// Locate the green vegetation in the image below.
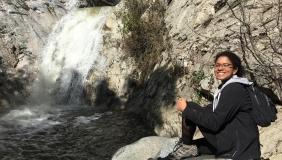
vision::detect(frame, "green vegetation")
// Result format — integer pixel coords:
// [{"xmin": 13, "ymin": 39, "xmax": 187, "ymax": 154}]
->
[
  {"xmin": 191, "ymin": 70, "xmax": 205, "ymax": 87},
  {"xmin": 190, "ymin": 70, "xmax": 206, "ymax": 103},
  {"xmin": 118, "ymin": 0, "xmax": 169, "ymax": 84}
]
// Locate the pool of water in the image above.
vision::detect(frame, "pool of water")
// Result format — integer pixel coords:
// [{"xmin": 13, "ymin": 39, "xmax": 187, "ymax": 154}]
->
[{"xmin": 0, "ymin": 106, "xmax": 154, "ymax": 160}]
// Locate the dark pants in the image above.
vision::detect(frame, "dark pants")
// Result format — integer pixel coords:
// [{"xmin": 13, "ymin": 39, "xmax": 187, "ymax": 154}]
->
[{"xmin": 182, "ymin": 116, "xmax": 217, "ymax": 155}]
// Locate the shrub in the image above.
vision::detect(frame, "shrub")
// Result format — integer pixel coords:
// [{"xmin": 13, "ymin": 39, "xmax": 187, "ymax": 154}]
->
[{"xmin": 118, "ymin": 0, "xmax": 169, "ymax": 83}]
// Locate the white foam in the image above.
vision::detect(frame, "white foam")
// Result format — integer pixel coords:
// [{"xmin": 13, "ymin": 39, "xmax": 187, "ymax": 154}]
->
[
  {"xmin": 74, "ymin": 113, "xmax": 103, "ymax": 125},
  {"xmin": 2, "ymin": 108, "xmax": 34, "ymax": 120},
  {"xmin": 1, "ymin": 107, "xmax": 61, "ymax": 128}
]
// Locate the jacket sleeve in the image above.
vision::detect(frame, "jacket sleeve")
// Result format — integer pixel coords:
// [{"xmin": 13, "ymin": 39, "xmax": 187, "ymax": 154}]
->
[{"xmin": 183, "ymin": 83, "xmax": 246, "ymax": 132}]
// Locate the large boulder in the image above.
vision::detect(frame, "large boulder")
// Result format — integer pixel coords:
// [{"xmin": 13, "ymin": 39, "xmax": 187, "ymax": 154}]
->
[
  {"xmin": 112, "ymin": 136, "xmax": 178, "ymax": 160},
  {"xmin": 260, "ymin": 107, "xmax": 282, "ymax": 159},
  {"xmin": 112, "ymin": 136, "xmax": 225, "ymax": 160}
]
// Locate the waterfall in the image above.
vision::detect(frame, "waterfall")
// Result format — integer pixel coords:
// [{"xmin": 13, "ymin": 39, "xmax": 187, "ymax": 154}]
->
[
  {"xmin": 30, "ymin": 7, "xmax": 109, "ymax": 106},
  {"xmin": 0, "ymin": 7, "xmax": 110, "ymax": 128}
]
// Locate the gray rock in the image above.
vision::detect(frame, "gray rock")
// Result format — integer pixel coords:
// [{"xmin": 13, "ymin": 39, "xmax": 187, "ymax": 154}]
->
[
  {"xmin": 112, "ymin": 136, "xmax": 179, "ymax": 160},
  {"xmin": 111, "ymin": 136, "xmax": 229, "ymax": 160}
]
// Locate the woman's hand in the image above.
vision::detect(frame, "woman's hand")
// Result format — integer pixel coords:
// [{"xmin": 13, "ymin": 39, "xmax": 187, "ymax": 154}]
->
[{"xmin": 176, "ymin": 98, "xmax": 187, "ymax": 112}]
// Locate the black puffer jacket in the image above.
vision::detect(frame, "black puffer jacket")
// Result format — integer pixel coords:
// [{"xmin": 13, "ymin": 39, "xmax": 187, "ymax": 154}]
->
[{"xmin": 183, "ymin": 83, "xmax": 261, "ymax": 160}]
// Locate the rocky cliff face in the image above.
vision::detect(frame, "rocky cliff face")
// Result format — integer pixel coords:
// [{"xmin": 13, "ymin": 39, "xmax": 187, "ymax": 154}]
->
[
  {"xmin": 166, "ymin": 0, "xmax": 282, "ymax": 100},
  {"xmin": 0, "ymin": 0, "xmax": 69, "ymax": 107},
  {"xmin": 0, "ymin": 0, "xmax": 69, "ymax": 69},
  {"xmin": 89, "ymin": 0, "xmax": 282, "ymax": 159}
]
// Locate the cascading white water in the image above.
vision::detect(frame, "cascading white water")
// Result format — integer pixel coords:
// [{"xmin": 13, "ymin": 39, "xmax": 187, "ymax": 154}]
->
[
  {"xmin": 30, "ymin": 7, "xmax": 108, "ymax": 105},
  {"xmin": 0, "ymin": 7, "xmax": 110, "ymax": 128}
]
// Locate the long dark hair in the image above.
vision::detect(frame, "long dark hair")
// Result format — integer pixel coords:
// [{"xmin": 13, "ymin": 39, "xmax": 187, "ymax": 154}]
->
[{"xmin": 214, "ymin": 51, "xmax": 245, "ymax": 77}]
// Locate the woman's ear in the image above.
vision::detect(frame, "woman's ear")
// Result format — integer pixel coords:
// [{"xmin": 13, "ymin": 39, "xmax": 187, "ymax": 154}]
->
[{"xmin": 233, "ymin": 68, "xmax": 238, "ymax": 75}]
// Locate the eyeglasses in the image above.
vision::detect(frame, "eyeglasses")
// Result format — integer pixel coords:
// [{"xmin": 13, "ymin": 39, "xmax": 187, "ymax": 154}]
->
[{"xmin": 214, "ymin": 63, "xmax": 233, "ymax": 69}]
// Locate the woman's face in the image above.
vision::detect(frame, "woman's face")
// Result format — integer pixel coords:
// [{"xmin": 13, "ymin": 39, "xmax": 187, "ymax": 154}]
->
[{"xmin": 214, "ymin": 56, "xmax": 238, "ymax": 81}]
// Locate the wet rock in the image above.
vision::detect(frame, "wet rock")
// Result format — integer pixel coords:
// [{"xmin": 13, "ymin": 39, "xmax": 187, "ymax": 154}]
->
[{"xmin": 0, "ymin": 99, "xmax": 10, "ymax": 108}]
